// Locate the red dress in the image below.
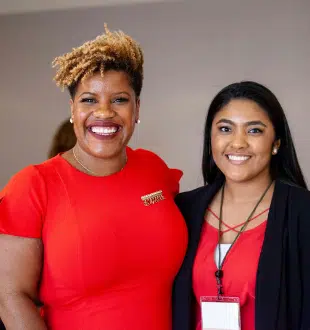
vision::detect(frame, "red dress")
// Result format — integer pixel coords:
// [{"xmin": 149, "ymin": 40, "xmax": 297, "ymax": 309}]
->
[
  {"xmin": 0, "ymin": 148, "xmax": 188, "ymax": 330},
  {"xmin": 193, "ymin": 210, "xmax": 267, "ymax": 330}
]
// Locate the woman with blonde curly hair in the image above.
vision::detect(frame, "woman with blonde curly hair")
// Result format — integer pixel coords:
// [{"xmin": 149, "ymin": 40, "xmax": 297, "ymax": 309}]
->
[{"xmin": 0, "ymin": 25, "xmax": 187, "ymax": 330}]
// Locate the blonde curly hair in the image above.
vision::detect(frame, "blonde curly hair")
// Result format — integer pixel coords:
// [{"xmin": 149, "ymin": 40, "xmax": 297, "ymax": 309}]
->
[{"xmin": 52, "ymin": 24, "xmax": 144, "ymax": 98}]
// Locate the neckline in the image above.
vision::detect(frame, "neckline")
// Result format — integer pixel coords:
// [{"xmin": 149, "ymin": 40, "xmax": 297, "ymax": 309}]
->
[
  {"xmin": 56, "ymin": 146, "xmax": 132, "ymax": 179},
  {"xmin": 207, "ymin": 207, "xmax": 269, "ymax": 233},
  {"xmin": 205, "ymin": 218, "xmax": 267, "ymax": 234}
]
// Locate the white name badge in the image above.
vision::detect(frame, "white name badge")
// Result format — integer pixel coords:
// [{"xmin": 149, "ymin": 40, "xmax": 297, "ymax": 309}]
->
[{"xmin": 200, "ymin": 296, "xmax": 241, "ymax": 330}]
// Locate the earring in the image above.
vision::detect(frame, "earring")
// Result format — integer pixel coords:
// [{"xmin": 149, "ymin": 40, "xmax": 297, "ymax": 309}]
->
[
  {"xmin": 272, "ymin": 148, "xmax": 278, "ymax": 155},
  {"xmin": 136, "ymin": 119, "xmax": 141, "ymax": 124},
  {"xmin": 70, "ymin": 117, "xmax": 73, "ymax": 124}
]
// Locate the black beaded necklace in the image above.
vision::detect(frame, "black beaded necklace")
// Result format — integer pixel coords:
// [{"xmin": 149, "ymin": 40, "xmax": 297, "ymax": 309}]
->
[{"xmin": 215, "ymin": 181, "xmax": 273, "ymax": 298}]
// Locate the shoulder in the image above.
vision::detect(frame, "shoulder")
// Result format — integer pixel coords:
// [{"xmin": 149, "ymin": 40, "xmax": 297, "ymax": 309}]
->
[
  {"xmin": 34, "ymin": 155, "xmax": 61, "ymax": 171},
  {"xmin": 0, "ymin": 164, "xmax": 48, "ymax": 238},
  {"xmin": 175, "ymin": 184, "xmax": 216, "ymax": 219},
  {"xmin": 130, "ymin": 148, "xmax": 169, "ymax": 168},
  {"xmin": 129, "ymin": 148, "xmax": 183, "ymax": 195},
  {"xmin": 175, "ymin": 179, "xmax": 223, "ymax": 223},
  {"xmin": 277, "ymin": 180, "xmax": 310, "ymax": 211},
  {"xmin": 1, "ymin": 157, "xmax": 61, "ymax": 197},
  {"xmin": 175, "ymin": 186, "xmax": 208, "ymax": 207},
  {"xmin": 289, "ymin": 184, "xmax": 310, "ymax": 219},
  {"xmin": 2, "ymin": 165, "xmax": 44, "ymax": 194},
  {"xmin": 176, "ymin": 178, "xmax": 223, "ymax": 205},
  {"xmin": 290, "ymin": 185, "xmax": 310, "ymax": 203}
]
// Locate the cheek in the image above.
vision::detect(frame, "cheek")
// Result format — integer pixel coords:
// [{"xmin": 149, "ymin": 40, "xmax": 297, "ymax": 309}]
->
[
  {"xmin": 74, "ymin": 108, "xmax": 89, "ymax": 125},
  {"xmin": 252, "ymin": 138, "xmax": 273, "ymax": 157},
  {"xmin": 211, "ymin": 134, "xmax": 227, "ymax": 156},
  {"xmin": 257, "ymin": 149, "xmax": 273, "ymax": 166},
  {"xmin": 122, "ymin": 107, "xmax": 136, "ymax": 127}
]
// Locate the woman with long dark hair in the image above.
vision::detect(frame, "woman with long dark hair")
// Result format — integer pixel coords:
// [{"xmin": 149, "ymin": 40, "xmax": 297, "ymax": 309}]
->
[{"xmin": 173, "ymin": 81, "xmax": 310, "ymax": 330}]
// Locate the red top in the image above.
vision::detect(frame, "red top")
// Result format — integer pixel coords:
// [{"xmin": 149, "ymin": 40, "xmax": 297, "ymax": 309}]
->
[
  {"xmin": 0, "ymin": 148, "xmax": 188, "ymax": 330},
  {"xmin": 193, "ymin": 210, "xmax": 267, "ymax": 330}
]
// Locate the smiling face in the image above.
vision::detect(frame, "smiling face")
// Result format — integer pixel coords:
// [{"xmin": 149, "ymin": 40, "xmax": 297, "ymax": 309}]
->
[
  {"xmin": 70, "ymin": 70, "xmax": 140, "ymax": 160},
  {"xmin": 211, "ymin": 99, "xmax": 280, "ymax": 184}
]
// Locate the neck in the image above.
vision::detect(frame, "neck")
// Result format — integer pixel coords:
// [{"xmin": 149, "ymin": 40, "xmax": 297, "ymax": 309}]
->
[
  {"xmin": 72, "ymin": 144, "xmax": 127, "ymax": 177},
  {"xmin": 224, "ymin": 172, "xmax": 273, "ymax": 203}
]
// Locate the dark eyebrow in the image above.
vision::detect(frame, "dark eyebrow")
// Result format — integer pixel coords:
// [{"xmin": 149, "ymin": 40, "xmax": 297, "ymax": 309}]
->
[
  {"xmin": 216, "ymin": 118, "xmax": 267, "ymax": 127},
  {"xmin": 111, "ymin": 91, "xmax": 131, "ymax": 97},
  {"xmin": 78, "ymin": 92, "xmax": 97, "ymax": 98},
  {"xmin": 246, "ymin": 120, "xmax": 267, "ymax": 127},
  {"xmin": 216, "ymin": 119, "xmax": 234, "ymax": 125},
  {"xmin": 78, "ymin": 91, "xmax": 131, "ymax": 98}
]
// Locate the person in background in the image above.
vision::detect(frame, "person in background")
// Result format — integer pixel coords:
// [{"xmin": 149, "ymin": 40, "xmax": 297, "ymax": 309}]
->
[
  {"xmin": 173, "ymin": 81, "xmax": 310, "ymax": 330},
  {"xmin": 48, "ymin": 118, "xmax": 76, "ymax": 158},
  {"xmin": 0, "ymin": 24, "xmax": 187, "ymax": 330}
]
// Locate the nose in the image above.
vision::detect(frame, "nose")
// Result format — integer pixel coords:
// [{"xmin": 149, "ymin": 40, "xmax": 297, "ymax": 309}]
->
[
  {"xmin": 230, "ymin": 131, "xmax": 249, "ymax": 149},
  {"xmin": 93, "ymin": 102, "xmax": 115, "ymax": 119}
]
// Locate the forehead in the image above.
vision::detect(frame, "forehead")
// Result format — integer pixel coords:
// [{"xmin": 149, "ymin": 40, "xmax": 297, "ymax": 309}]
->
[
  {"xmin": 213, "ymin": 99, "xmax": 272, "ymax": 124},
  {"xmin": 76, "ymin": 70, "xmax": 131, "ymax": 95}
]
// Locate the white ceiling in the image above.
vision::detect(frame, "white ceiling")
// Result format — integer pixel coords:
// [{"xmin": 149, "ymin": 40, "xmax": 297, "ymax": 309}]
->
[{"xmin": 0, "ymin": 0, "xmax": 179, "ymax": 15}]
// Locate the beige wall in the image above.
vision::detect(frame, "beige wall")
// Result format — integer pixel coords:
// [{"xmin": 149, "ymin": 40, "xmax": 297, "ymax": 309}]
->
[{"xmin": 0, "ymin": 0, "xmax": 309, "ymax": 191}]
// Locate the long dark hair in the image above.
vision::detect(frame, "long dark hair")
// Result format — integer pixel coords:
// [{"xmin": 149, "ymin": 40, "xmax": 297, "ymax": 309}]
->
[{"xmin": 202, "ymin": 81, "xmax": 307, "ymax": 189}]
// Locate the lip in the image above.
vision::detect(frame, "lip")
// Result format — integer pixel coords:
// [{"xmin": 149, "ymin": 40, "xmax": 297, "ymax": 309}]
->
[
  {"xmin": 86, "ymin": 120, "xmax": 122, "ymax": 141},
  {"xmin": 86, "ymin": 120, "xmax": 122, "ymax": 129}
]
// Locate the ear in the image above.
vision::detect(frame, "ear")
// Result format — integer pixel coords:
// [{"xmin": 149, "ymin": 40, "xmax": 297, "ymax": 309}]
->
[
  {"xmin": 274, "ymin": 139, "xmax": 281, "ymax": 150},
  {"xmin": 272, "ymin": 139, "xmax": 281, "ymax": 155},
  {"xmin": 135, "ymin": 98, "xmax": 140, "ymax": 123}
]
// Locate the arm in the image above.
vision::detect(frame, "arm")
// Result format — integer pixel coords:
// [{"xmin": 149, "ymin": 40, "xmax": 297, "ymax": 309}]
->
[{"xmin": 0, "ymin": 234, "xmax": 47, "ymax": 330}]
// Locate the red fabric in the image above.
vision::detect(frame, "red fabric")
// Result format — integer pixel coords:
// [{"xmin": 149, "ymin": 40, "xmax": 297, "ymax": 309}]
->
[
  {"xmin": 207, "ymin": 207, "xmax": 269, "ymax": 233},
  {"xmin": 193, "ymin": 211, "xmax": 267, "ymax": 330},
  {"xmin": 0, "ymin": 147, "xmax": 188, "ymax": 330}
]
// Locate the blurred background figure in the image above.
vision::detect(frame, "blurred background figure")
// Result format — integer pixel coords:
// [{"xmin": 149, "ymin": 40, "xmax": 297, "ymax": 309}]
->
[{"xmin": 48, "ymin": 118, "xmax": 76, "ymax": 158}]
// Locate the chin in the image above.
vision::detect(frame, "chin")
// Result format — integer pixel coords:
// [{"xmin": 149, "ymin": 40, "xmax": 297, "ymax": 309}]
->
[
  {"xmin": 223, "ymin": 171, "xmax": 254, "ymax": 184},
  {"xmin": 226, "ymin": 177, "xmax": 251, "ymax": 184},
  {"xmin": 85, "ymin": 143, "xmax": 125, "ymax": 159}
]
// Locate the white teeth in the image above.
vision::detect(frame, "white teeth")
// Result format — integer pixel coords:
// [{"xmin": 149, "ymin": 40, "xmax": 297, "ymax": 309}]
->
[
  {"xmin": 91, "ymin": 126, "xmax": 118, "ymax": 135},
  {"xmin": 228, "ymin": 155, "xmax": 250, "ymax": 161}
]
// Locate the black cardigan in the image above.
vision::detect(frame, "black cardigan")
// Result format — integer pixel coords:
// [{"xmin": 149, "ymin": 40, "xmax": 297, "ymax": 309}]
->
[{"xmin": 172, "ymin": 179, "xmax": 310, "ymax": 330}]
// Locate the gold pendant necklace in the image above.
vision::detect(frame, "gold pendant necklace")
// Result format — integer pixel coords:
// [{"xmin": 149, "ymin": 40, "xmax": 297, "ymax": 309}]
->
[{"xmin": 72, "ymin": 147, "xmax": 127, "ymax": 176}]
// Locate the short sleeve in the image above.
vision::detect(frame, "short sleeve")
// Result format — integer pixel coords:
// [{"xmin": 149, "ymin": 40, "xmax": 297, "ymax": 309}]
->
[
  {"xmin": 167, "ymin": 168, "xmax": 183, "ymax": 197},
  {"xmin": 0, "ymin": 165, "xmax": 47, "ymax": 238},
  {"xmin": 132, "ymin": 148, "xmax": 183, "ymax": 197}
]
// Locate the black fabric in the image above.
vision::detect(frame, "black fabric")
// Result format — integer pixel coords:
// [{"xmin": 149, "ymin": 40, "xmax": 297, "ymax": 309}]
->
[{"xmin": 172, "ymin": 179, "xmax": 310, "ymax": 330}]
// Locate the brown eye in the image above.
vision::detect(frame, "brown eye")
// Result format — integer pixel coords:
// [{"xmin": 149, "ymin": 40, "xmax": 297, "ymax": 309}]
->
[
  {"xmin": 249, "ymin": 128, "xmax": 263, "ymax": 134},
  {"xmin": 219, "ymin": 126, "xmax": 231, "ymax": 133},
  {"xmin": 112, "ymin": 97, "xmax": 129, "ymax": 104},
  {"xmin": 81, "ymin": 98, "xmax": 97, "ymax": 104}
]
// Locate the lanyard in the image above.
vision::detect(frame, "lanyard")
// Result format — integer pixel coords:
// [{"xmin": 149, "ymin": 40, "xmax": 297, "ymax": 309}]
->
[{"xmin": 215, "ymin": 181, "xmax": 273, "ymax": 298}]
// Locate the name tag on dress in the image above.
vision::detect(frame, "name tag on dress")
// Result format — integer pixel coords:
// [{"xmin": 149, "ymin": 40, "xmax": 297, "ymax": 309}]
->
[{"xmin": 200, "ymin": 296, "xmax": 241, "ymax": 330}]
